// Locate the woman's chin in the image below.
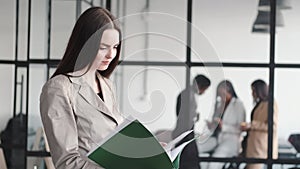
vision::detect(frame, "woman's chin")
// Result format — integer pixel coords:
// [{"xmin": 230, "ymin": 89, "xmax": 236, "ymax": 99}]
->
[{"xmin": 98, "ymin": 66, "xmax": 108, "ymax": 71}]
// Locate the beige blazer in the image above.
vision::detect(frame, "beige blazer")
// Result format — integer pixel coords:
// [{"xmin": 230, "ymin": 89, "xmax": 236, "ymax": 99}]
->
[
  {"xmin": 40, "ymin": 73, "xmax": 124, "ymax": 169},
  {"xmin": 246, "ymin": 101, "xmax": 278, "ymax": 159}
]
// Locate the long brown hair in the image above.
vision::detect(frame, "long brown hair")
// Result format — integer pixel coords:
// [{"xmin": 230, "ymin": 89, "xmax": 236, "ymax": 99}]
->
[
  {"xmin": 52, "ymin": 7, "xmax": 122, "ymax": 78},
  {"xmin": 251, "ymin": 79, "xmax": 268, "ymax": 101}
]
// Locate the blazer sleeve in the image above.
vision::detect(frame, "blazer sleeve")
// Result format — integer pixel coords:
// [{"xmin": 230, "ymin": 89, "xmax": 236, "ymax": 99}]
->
[{"xmin": 40, "ymin": 79, "xmax": 103, "ymax": 169}]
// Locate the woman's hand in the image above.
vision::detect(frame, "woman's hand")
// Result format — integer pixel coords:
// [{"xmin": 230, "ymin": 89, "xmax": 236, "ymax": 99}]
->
[
  {"xmin": 206, "ymin": 120, "xmax": 214, "ymax": 129},
  {"xmin": 160, "ymin": 142, "xmax": 167, "ymax": 147},
  {"xmin": 240, "ymin": 122, "xmax": 251, "ymax": 131},
  {"xmin": 206, "ymin": 118, "xmax": 221, "ymax": 129},
  {"xmin": 213, "ymin": 117, "xmax": 222, "ymax": 129}
]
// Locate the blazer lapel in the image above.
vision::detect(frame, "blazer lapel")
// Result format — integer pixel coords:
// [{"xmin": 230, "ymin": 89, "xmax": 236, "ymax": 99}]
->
[
  {"xmin": 98, "ymin": 75, "xmax": 113, "ymax": 112},
  {"xmin": 97, "ymin": 73, "xmax": 124, "ymax": 125},
  {"xmin": 69, "ymin": 75, "xmax": 118, "ymax": 124}
]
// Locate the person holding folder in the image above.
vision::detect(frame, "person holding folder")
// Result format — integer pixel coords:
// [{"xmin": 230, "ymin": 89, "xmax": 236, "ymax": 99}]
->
[{"xmin": 40, "ymin": 7, "xmax": 123, "ymax": 169}]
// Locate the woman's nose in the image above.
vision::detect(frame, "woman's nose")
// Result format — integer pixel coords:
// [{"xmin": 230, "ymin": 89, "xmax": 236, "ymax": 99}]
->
[{"xmin": 106, "ymin": 49, "xmax": 113, "ymax": 59}]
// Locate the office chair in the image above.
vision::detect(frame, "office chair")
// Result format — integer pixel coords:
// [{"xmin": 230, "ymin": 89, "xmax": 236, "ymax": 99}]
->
[{"xmin": 288, "ymin": 134, "xmax": 300, "ymax": 153}]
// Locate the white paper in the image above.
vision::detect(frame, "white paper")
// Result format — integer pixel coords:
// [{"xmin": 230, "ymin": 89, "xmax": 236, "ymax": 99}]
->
[{"xmin": 163, "ymin": 130, "xmax": 195, "ymax": 161}]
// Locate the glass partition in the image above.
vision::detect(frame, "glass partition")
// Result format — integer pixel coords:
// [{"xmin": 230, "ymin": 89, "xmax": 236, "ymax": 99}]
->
[
  {"xmin": 0, "ymin": 65, "xmax": 15, "ymax": 132},
  {"xmin": 27, "ymin": 156, "xmax": 53, "ymax": 169},
  {"xmin": 28, "ymin": 65, "xmax": 47, "ymax": 150},
  {"xmin": 276, "ymin": 1, "xmax": 300, "ymax": 63},
  {"xmin": 192, "ymin": 67, "xmax": 269, "ymax": 130},
  {"xmin": 275, "ymin": 68, "xmax": 300, "ymax": 160},
  {"xmin": 0, "ymin": 0, "xmax": 15, "ymax": 60},
  {"xmin": 15, "ymin": 67, "xmax": 28, "ymax": 116},
  {"xmin": 18, "ymin": 0, "xmax": 29, "ymax": 61},
  {"xmin": 50, "ymin": 1, "xmax": 76, "ymax": 59},
  {"xmin": 115, "ymin": 65, "xmax": 186, "ymax": 132},
  {"xmin": 2, "ymin": 0, "xmax": 300, "ymax": 168},
  {"xmin": 192, "ymin": 0, "xmax": 269, "ymax": 63},
  {"xmin": 193, "ymin": 67, "xmax": 269, "ymax": 159},
  {"xmin": 273, "ymin": 164, "xmax": 300, "ymax": 169},
  {"xmin": 30, "ymin": 0, "xmax": 48, "ymax": 59},
  {"xmin": 117, "ymin": 0, "xmax": 187, "ymax": 62}
]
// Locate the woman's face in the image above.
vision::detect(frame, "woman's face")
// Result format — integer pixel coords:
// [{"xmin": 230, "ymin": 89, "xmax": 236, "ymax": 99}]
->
[
  {"xmin": 217, "ymin": 86, "xmax": 229, "ymax": 102},
  {"xmin": 251, "ymin": 86, "xmax": 257, "ymax": 100},
  {"xmin": 93, "ymin": 29, "xmax": 120, "ymax": 71}
]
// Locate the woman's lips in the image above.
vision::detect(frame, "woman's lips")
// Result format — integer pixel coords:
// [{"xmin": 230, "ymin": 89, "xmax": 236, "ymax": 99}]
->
[{"xmin": 102, "ymin": 61, "xmax": 110, "ymax": 65}]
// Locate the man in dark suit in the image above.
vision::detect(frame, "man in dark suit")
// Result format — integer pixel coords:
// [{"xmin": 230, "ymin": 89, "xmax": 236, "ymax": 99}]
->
[{"xmin": 172, "ymin": 74, "xmax": 211, "ymax": 169}]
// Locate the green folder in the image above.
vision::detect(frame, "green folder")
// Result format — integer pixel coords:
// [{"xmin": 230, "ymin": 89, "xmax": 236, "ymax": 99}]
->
[{"xmin": 87, "ymin": 118, "xmax": 194, "ymax": 169}]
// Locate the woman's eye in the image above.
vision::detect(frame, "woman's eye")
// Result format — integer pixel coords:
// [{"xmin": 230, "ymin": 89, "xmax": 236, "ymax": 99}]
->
[{"xmin": 99, "ymin": 47, "xmax": 107, "ymax": 50}]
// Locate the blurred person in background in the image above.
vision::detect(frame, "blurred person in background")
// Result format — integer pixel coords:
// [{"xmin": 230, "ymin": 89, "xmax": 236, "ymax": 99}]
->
[
  {"xmin": 199, "ymin": 80, "xmax": 246, "ymax": 169},
  {"xmin": 241, "ymin": 79, "xmax": 278, "ymax": 169},
  {"xmin": 173, "ymin": 74, "xmax": 211, "ymax": 169}
]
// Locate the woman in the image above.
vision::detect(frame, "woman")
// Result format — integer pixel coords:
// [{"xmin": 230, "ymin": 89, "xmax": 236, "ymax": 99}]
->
[
  {"xmin": 241, "ymin": 79, "xmax": 278, "ymax": 169},
  {"xmin": 40, "ymin": 7, "xmax": 123, "ymax": 169},
  {"xmin": 203, "ymin": 80, "xmax": 246, "ymax": 169}
]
